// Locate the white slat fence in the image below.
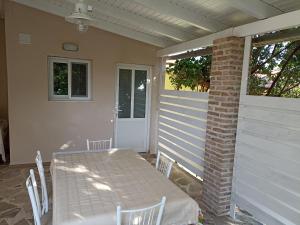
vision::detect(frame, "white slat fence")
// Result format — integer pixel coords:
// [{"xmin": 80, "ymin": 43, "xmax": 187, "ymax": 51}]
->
[
  {"xmin": 157, "ymin": 90, "xmax": 208, "ymax": 178},
  {"xmin": 232, "ymin": 95, "xmax": 300, "ymax": 225}
]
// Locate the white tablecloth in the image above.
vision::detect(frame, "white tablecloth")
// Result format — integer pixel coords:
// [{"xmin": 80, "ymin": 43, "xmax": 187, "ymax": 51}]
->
[
  {"xmin": 51, "ymin": 150, "xmax": 199, "ymax": 225},
  {"xmin": 0, "ymin": 119, "xmax": 8, "ymax": 162}
]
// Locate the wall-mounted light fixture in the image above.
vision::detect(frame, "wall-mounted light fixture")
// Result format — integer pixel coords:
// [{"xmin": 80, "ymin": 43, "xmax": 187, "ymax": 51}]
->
[{"xmin": 62, "ymin": 42, "xmax": 79, "ymax": 52}]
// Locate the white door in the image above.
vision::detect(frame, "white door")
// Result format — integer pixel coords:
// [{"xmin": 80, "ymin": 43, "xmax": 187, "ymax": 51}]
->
[{"xmin": 114, "ymin": 64, "xmax": 151, "ymax": 152}]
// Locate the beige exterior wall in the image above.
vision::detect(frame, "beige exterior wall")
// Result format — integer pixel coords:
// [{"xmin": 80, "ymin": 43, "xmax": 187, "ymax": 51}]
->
[
  {"xmin": 0, "ymin": 18, "xmax": 8, "ymax": 120},
  {"xmin": 5, "ymin": 2, "xmax": 160, "ymax": 164}
]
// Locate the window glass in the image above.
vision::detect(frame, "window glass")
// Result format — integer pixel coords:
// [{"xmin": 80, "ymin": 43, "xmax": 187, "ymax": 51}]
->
[
  {"xmin": 71, "ymin": 63, "xmax": 88, "ymax": 97},
  {"xmin": 49, "ymin": 57, "xmax": 91, "ymax": 101},
  {"xmin": 134, "ymin": 70, "xmax": 147, "ymax": 118},
  {"xmin": 53, "ymin": 62, "xmax": 68, "ymax": 95},
  {"xmin": 118, "ymin": 69, "xmax": 132, "ymax": 118}
]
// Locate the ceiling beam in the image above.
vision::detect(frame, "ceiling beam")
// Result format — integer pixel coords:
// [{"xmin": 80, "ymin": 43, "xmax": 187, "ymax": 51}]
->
[
  {"xmin": 168, "ymin": 47, "xmax": 212, "ymax": 60},
  {"xmin": 12, "ymin": 0, "xmax": 173, "ymax": 47},
  {"xmin": 83, "ymin": 0, "xmax": 193, "ymax": 42},
  {"xmin": 157, "ymin": 9, "xmax": 300, "ymax": 56},
  {"xmin": 252, "ymin": 28, "xmax": 300, "ymax": 47},
  {"xmin": 158, "ymin": 29, "xmax": 233, "ymax": 57},
  {"xmin": 223, "ymin": 0, "xmax": 282, "ymax": 19},
  {"xmin": 133, "ymin": 0, "xmax": 227, "ymax": 32}
]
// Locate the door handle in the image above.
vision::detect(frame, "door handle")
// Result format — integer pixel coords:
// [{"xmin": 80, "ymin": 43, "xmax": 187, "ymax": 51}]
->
[{"xmin": 112, "ymin": 109, "xmax": 122, "ymax": 114}]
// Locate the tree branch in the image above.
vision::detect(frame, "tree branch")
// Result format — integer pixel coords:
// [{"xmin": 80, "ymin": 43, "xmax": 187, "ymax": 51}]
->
[
  {"xmin": 281, "ymin": 82, "xmax": 300, "ymax": 95},
  {"xmin": 266, "ymin": 44, "xmax": 300, "ymax": 96},
  {"xmin": 278, "ymin": 74, "xmax": 292, "ymax": 96},
  {"xmin": 251, "ymin": 43, "xmax": 291, "ymax": 74}
]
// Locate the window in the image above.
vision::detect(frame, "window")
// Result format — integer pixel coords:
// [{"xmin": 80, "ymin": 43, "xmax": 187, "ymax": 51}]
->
[{"xmin": 48, "ymin": 57, "xmax": 91, "ymax": 100}]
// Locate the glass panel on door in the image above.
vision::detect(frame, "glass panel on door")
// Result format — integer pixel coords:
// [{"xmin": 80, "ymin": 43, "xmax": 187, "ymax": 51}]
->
[
  {"xmin": 118, "ymin": 69, "xmax": 132, "ymax": 118},
  {"xmin": 134, "ymin": 70, "xmax": 147, "ymax": 118}
]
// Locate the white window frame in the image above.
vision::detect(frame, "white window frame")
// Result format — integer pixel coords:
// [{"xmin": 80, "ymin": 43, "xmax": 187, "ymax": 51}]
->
[{"xmin": 48, "ymin": 56, "xmax": 92, "ymax": 101}]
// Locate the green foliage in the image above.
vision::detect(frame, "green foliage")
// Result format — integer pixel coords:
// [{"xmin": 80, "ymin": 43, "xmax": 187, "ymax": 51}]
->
[
  {"xmin": 53, "ymin": 63, "xmax": 68, "ymax": 95},
  {"xmin": 249, "ymin": 40, "xmax": 300, "ymax": 98},
  {"xmin": 166, "ymin": 34, "xmax": 300, "ymax": 98},
  {"xmin": 166, "ymin": 55, "xmax": 211, "ymax": 92}
]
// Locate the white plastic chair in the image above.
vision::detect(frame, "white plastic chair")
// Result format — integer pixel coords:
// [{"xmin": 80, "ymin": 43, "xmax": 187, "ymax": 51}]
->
[
  {"xmin": 86, "ymin": 138, "xmax": 112, "ymax": 151},
  {"xmin": 155, "ymin": 151, "xmax": 173, "ymax": 178},
  {"xmin": 35, "ymin": 151, "xmax": 49, "ymax": 215},
  {"xmin": 26, "ymin": 169, "xmax": 52, "ymax": 225},
  {"xmin": 116, "ymin": 196, "xmax": 166, "ymax": 225}
]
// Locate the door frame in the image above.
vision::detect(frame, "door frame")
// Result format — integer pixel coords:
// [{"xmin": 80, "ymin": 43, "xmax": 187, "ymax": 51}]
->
[{"xmin": 114, "ymin": 63, "xmax": 152, "ymax": 152}]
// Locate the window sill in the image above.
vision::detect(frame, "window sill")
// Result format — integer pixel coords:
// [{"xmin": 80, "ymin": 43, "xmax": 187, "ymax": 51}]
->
[{"xmin": 48, "ymin": 100, "xmax": 95, "ymax": 103}]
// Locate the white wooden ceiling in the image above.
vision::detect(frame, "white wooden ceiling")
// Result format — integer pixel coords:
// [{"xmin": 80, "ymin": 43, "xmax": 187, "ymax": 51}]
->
[{"xmin": 11, "ymin": 0, "xmax": 300, "ymax": 47}]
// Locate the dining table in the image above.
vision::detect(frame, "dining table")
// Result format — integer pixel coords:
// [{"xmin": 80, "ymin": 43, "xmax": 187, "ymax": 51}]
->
[{"xmin": 51, "ymin": 149, "xmax": 199, "ymax": 225}]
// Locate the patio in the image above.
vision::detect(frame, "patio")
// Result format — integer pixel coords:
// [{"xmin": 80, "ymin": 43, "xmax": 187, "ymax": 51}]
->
[
  {"xmin": 0, "ymin": 0, "xmax": 300, "ymax": 225},
  {"xmin": 0, "ymin": 154, "xmax": 261, "ymax": 225}
]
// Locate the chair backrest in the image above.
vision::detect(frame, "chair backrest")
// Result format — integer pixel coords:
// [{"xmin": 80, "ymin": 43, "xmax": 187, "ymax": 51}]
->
[
  {"xmin": 155, "ymin": 151, "xmax": 173, "ymax": 178},
  {"xmin": 35, "ymin": 150, "xmax": 48, "ymax": 215},
  {"xmin": 26, "ymin": 169, "xmax": 42, "ymax": 225},
  {"xmin": 86, "ymin": 138, "xmax": 112, "ymax": 151},
  {"xmin": 116, "ymin": 196, "xmax": 166, "ymax": 225}
]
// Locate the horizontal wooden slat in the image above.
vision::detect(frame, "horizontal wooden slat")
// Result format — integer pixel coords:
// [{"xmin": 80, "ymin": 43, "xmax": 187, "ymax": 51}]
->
[
  {"xmin": 235, "ymin": 164, "xmax": 300, "ymax": 210},
  {"xmin": 158, "ymin": 136, "xmax": 204, "ymax": 164},
  {"xmin": 158, "ymin": 131, "xmax": 205, "ymax": 159},
  {"xmin": 158, "ymin": 90, "xmax": 208, "ymax": 178},
  {"xmin": 159, "ymin": 121, "xmax": 206, "ymax": 145},
  {"xmin": 238, "ymin": 119, "xmax": 300, "ymax": 146},
  {"xmin": 160, "ymin": 96, "xmax": 208, "ymax": 110},
  {"xmin": 234, "ymin": 194, "xmax": 293, "ymax": 225},
  {"xmin": 159, "ymin": 116, "xmax": 205, "ymax": 139},
  {"xmin": 239, "ymin": 105, "xmax": 300, "ymax": 129},
  {"xmin": 160, "ymin": 89, "xmax": 208, "ymax": 100},
  {"xmin": 160, "ymin": 102, "xmax": 207, "ymax": 119},
  {"xmin": 158, "ymin": 144, "xmax": 204, "ymax": 177},
  {"xmin": 240, "ymin": 95, "xmax": 300, "ymax": 112},
  {"xmin": 159, "ymin": 111, "xmax": 207, "ymax": 130},
  {"xmin": 236, "ymin": 143, "xmax": 300, "ymax": 178},
  {"xmin": 235, "ymin": 181, "xmax": 300, "ymax": 224},
  {"xmin": 233, "ymin": 95, "xmax": 300, "ymax": 225},
  {"xmin": 237, "ymin": 132, "xmax": 300, "ymax": 163},
  {"xmin": 235, "ymin": 158, "xmax": 300, "ymax": 196}
]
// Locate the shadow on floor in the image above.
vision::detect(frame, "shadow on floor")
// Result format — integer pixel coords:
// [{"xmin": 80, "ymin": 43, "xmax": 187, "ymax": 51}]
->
[{"xmin": 0, "ymin": 153, "xmax": 261, "ymax": 225}]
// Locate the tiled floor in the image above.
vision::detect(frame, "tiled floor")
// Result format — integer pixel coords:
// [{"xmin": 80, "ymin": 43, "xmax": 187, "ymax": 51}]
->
[
  {"xmin": 0, "ymin": 163, "xmax": 52, "ymax": 225},
  {"xmin": 0, "ymin": 154, "xmax": 261, "ymax": 225}
]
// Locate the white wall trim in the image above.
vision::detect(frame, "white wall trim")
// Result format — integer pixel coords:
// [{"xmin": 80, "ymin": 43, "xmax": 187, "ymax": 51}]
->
[
  {"xmin": 240, "ymin": 36, "xmax": 252, "ymax": 96},
  {"xmin": 157, "ymin": 9, "xmax": 300, "ymax": 56}
]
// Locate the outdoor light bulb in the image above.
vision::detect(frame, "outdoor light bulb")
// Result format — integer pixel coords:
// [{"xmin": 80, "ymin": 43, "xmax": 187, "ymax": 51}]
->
[{"xmin": 77, "ymin": 23, "xmax": 88, "ymax": 32}]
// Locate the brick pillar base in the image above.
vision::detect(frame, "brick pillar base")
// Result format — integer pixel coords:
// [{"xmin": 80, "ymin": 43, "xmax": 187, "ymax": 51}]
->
[{"xmin": 202, "ymin": 36, "xmax": 245, "ymax": 216}]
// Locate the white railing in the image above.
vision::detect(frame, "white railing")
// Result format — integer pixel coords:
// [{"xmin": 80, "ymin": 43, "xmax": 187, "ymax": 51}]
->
[
  {"xmin": 232, "ymin": 95, "xmax": 300, "ymax": 225},
  {"xmin": 157, "ymin": 90, "xmax": 208, "ymax": 178}
]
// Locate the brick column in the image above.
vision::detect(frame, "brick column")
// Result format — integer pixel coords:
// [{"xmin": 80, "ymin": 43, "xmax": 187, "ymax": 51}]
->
[{"xmin": 202, "ymin": 37, "xmax": 245, "ymax": 216}]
